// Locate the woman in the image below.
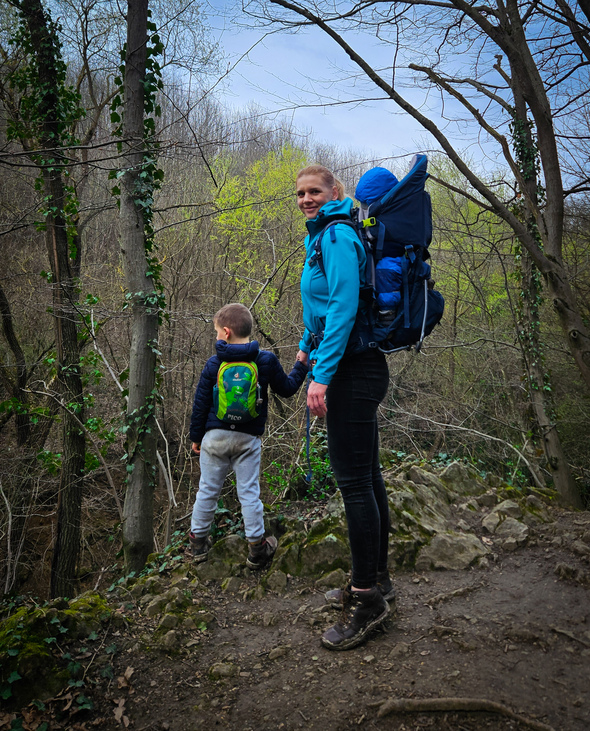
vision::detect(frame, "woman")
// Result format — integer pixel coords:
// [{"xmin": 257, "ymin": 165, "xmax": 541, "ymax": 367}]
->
[{"xmin": 295, "ymin": 165, "xmax": 395, "ymax": 651}]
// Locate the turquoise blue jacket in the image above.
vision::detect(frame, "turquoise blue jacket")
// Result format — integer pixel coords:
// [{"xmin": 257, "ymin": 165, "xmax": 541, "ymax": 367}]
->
[{"xmin": 299, "ymin": 198, "xmax": 366, "ymax": 385}]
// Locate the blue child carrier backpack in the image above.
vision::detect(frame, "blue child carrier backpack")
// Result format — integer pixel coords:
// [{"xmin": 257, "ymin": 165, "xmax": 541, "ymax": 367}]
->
[{"xmin": 311, "ymin": 154, "xmax": 445, "ymax": 354}]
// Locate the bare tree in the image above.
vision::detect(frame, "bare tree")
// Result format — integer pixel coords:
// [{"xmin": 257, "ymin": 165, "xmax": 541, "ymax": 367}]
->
[
  {"xmin": 249, "ymin": 0, "xmax": 590, "ymax": 396},
  {"xmin": 118, "ymin": 0, "xmax": 160, "ymax": 572}
]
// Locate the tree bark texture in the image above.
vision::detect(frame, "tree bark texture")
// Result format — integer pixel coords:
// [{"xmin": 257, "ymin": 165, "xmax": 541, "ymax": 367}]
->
[
  {"xmin": 0, "ymin": 280, "xmax": 30, "ymax": 445},
  {"xmin": 120, "ymin": 0, "xmax": 159, "ymax": 573},
  {"xmin": 520, "ymin": 250, "xmax": 582, "ymax": 508},
  {"xmin": 510, "ymin": 76, "xmax": 582, "ymax": 508},
  {"xmin": 19, "ymin": 0, "xmax": 86, "ymax": 598}
]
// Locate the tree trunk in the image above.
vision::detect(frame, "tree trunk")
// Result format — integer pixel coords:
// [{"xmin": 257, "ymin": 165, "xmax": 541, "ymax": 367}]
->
[
  {"xmin": 45, "ymin": 172, "xmax": 86, "ymax": 598},
  {"xmin": 120, "ymin": 0, "xmax": 159, "ymax": 573},
  {"xmin": 510, "ymin": 72, "xmax": 583, "ymax": 509},
  {"xmin": 18, "ymin": 0, "xmax": 86, "ymax": 598},
  {"xmin": 520, "ymin": 250, "xmax": 582, "ymax": 508}
]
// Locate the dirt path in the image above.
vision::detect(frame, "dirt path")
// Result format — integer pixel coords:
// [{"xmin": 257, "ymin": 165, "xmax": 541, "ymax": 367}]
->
[{"xmin": 81, "ymin": 509, "xmax": 590, "ymax": 731}]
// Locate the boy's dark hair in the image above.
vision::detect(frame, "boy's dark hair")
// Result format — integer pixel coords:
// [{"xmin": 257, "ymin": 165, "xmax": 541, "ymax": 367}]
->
[{"xmin": 213, "ymin": 303, "xmax": 253, "ymax": 338}]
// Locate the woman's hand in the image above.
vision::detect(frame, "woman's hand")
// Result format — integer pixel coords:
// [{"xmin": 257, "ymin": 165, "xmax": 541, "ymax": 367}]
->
[{"xmin": 308, "ymin": 380, "xmax": 328, "ymax": 417}]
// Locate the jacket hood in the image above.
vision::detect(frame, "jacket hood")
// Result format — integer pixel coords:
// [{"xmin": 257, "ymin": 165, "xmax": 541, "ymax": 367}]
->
[
  {"xmin": 305, "ymin": 197, "xmax": 355, "ymax": 239},
  {"xmin": 355, "ymin": 167, "xmax": 398, "ymax": 205},
  {"xmin": 215, "ymin": 340, "xmax": 260, "ymax": 362}
]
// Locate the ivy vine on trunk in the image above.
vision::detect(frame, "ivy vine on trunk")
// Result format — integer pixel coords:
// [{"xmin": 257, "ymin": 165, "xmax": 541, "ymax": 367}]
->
[
  {"xmin": 110, "ymin": 0, "xmax": 165, "ymax": 573},
  {"xmin": 7, "ymin": 0, "xmax": 86, "ymax": 596}
]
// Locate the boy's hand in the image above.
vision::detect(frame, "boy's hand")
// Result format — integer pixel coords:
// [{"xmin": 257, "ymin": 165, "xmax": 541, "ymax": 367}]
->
[
  {"xmin": 308, "ymin": 380, "xmax": 328, "ymax": 417},
  {"xmin": 296, "ymin": 350, "xmax": 309, "ymax": 366},
  {"xmin": 191, "ymin": 442, "xmax": 201, "ymax": 455}
]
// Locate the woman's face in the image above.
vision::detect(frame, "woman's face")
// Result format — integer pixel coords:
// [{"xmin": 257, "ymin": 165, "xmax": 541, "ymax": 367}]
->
[{"xmin": 296, "ymin": 174, "xmax": 338, "ymax": 219}]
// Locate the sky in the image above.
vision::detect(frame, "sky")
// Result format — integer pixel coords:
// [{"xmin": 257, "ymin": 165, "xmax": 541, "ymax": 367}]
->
[{"xmin": 205, "ymin": 2, "xmax": 452, "ymax": 170}]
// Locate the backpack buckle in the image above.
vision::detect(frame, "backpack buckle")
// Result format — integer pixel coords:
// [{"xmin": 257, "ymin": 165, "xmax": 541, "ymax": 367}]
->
[{"xmin": 362, "ymin": 217, "xmax": 376, "ymax": 228}]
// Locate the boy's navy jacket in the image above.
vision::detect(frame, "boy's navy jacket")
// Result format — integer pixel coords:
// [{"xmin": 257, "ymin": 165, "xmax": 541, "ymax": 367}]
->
[{"xmin": 190, "ymin": 340, "xmax": 307, "ymax": 445}]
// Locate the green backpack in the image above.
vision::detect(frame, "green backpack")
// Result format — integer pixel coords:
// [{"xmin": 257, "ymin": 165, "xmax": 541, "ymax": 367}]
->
[{"xmin": 213, "ymin": 361, "xmax": 261, "ymax": 423}]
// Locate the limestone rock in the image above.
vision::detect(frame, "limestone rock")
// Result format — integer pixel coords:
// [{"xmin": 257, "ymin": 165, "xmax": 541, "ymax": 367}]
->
[
  {"xmin": 182, "ymin": 617, "xmax": 197, "ymax": 630},
  {"xmin": 161, "ymin": 630, "xmax": 179, "ymax": 649},
  {"xmin": 143, "ymin": 576, "xmax": 165, "ymax": 595},
  {"xmin": 457, "ymin": 499, "xmax": 480, "ymax": 515},
  {"xmin": 208, "ymin": 534, "xmax": 248, "ymax": 564},
  {"xmin": 209, "ymin": 662, "xmax": 239, "ymax": 679},
  {"xmin": 415, "ymin": 532, "xmax": 489, "ymax": 571},
  {"xmin": 495, "ymin": 517, "xmax": 529, "ymax": 547},
  {"xmin": 166, "ymin": 586, "xmax": 185, "ymax": 603},
  {"xmin": 483, "ymin": 510, "xmax": 529, "ymax": 548},
  {"xmin": 476, "ymin": 491, "xmax": 497, "ymax": 508},
  {"xmin": 407, "ymin": 466, "xmax": 446, "ymax": 493},
  {"xmin": 221, "ymin": 576, "xmax": 243, "ymax": 593},
  {"xmin": 195, "ymin": 560, "xmax": 232, "ymax": 581},
  {"xmin": 299, "ymin": 533, "xmax": 350, "ymax": 576},
  {"xmin": 326, "ymin": 494, "xmax": 347, "ymax": 518},
  {"xmin": 388, "ymin": 642, "xmax": 410, "ymax": 657},
  {"xmin": 482, "ymin": 500, "xmax": 523, "ymax": 533},
  {"xmin": 145, "ymin": 596, "xmax": 167, "ymax": 617},
  {"xmin": 571, "ymin": 540, "xmax": 590, "ymax": 558},
  {"xmin": 129, "ymin": 583, "xmax": 145, "ymax": 599},
  {"xmin": 158, "ymin": 613, "xmax": 179, "ymax": 630},
  {"xmin": 266, "ymin": 570, "xmax": 288, "ymax": 593},
  {"xmin": 315, "ymin": 568, "xmax": 347, "ymax": 589},
  {"xmin": 493, "ymin": 499, "xmax": 522, "ymax": 519},
  {"xmin": 439, "ymin": 461, "xmax": 486, "ymax": 497},
  {"xmin": 273, "ymin": 539, "xmax": 302, "ymax": 576},
  {"xmin": 268, "ymin": 645, "xmax": 290, "ymax": 660}
]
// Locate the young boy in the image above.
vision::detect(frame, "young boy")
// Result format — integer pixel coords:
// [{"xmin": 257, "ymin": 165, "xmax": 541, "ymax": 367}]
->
[{"xmin": 188, "ymin": 303, "xmax": 307, "ymax": 569}]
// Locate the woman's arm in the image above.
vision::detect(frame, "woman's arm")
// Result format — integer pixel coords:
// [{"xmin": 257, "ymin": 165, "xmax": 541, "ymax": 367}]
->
[{"xmin": 312, "ymin": 225, "xmax": 362, "ymax": 385}]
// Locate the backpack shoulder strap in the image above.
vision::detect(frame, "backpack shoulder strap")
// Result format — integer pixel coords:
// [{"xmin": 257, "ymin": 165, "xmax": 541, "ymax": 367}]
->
[{"xmin": 309, "ymin": 218, "xmax": 359, "ymax": 277}]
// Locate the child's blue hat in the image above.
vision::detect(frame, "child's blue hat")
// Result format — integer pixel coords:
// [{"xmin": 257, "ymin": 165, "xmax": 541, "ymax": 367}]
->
[{"xmin": 355, "ymin": 167, "xmax": 399, "ymax": 205}]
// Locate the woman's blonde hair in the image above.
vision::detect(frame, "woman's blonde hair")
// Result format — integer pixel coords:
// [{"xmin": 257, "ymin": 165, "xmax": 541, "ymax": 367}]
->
[{"xmin": 296, "ymin": 165, "xmax": 346, "ymax": 200}]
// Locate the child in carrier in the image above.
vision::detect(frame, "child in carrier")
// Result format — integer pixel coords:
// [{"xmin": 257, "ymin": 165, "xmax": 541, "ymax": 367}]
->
[
  {"xmin": 356, "ymin": 163, "xmax": 435, "ymax": 325},
  {"xmin": 188, "ymin": 303, "xmax": 307, "ymax": 568},
  {"xmin": 355, "ymin": 167, "xmax": 404, "ymax": 320}
]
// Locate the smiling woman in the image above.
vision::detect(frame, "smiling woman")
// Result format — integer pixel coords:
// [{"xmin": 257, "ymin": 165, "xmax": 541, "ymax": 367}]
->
[{"xmin": 296, "ymin": 167, "xmax": 339, "ymax": 218}]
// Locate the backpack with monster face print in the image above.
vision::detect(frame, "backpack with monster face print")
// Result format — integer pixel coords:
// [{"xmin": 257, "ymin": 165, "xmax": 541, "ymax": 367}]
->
[{"xmin": 213, "ymin": 360, "xmax": 262, "ymax": 423}]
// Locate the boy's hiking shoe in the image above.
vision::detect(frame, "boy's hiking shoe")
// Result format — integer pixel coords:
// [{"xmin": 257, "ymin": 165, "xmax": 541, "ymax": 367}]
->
[
  {"xmin": 321, "ymin": 586, "xmax": 389, "ymax": 651},
  {"xmin": 246, "ymin": 536, "xmax": 278, "ymax": 569},
  {"xmin": 324, "ymin": 572, "xmax": 396, "ymax": 610},
  {"xmin": 186, "ymin": 532, "xmax": 211, "ymax": 563}
]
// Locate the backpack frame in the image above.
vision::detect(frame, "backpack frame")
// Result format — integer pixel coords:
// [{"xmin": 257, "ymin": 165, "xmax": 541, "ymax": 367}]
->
[{"xmin": 309, "ymin": 157, "xmax": 444, "ymax": 355}]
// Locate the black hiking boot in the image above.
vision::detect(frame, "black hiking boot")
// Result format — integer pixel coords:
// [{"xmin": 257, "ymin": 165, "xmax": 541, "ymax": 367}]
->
[
  {"xmin": 325, "ymin": 571, "xmax": 396, "ymax": 609},
  {"xmin": 321, "ymin": 587, "xmax": 389, "ymax": 651},
  {"xmin": 246, "ymin": 536, "xmax": 278, "ymax": 570},
  {"xmin": 376, "ymin": 570, "xmax": 397, "ymax": 604},
  {"xmin": 186, "ymin": 532, "xmax": 211, "ymax": 563}
]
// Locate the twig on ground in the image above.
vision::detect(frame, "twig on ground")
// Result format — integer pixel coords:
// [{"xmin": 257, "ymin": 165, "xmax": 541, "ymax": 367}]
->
[
  {"xmin": 550, "ymin": 626, "xmax": 590, "ymax": 647},
  {"xmin": 375, "ymin": 697, "xmax": 555, "ymax": 731},
  {"xmin": 425, "ymin": 582, "xmax": 484, "ymax": 607}
]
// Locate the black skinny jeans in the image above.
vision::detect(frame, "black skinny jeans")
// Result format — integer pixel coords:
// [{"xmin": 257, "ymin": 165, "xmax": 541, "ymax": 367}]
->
[{"xmin": 325, "ymin": 348, "xmax": 390, "ymax": 589}]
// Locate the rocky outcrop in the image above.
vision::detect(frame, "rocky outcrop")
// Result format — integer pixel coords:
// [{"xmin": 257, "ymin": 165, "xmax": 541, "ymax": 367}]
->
[
  {"xmin": 415, "ymin": 532, "xmax": 489, "ymax": 571},
  {"xmin": 262, "ymin": 460, "xmax": 553, "ymax": 584}
]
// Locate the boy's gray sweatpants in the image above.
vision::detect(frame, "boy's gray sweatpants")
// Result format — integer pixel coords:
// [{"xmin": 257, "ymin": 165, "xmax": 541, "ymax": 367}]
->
[{"xmin": 191, "ymin": 429, "xmax": 264, "ymax": 542}]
